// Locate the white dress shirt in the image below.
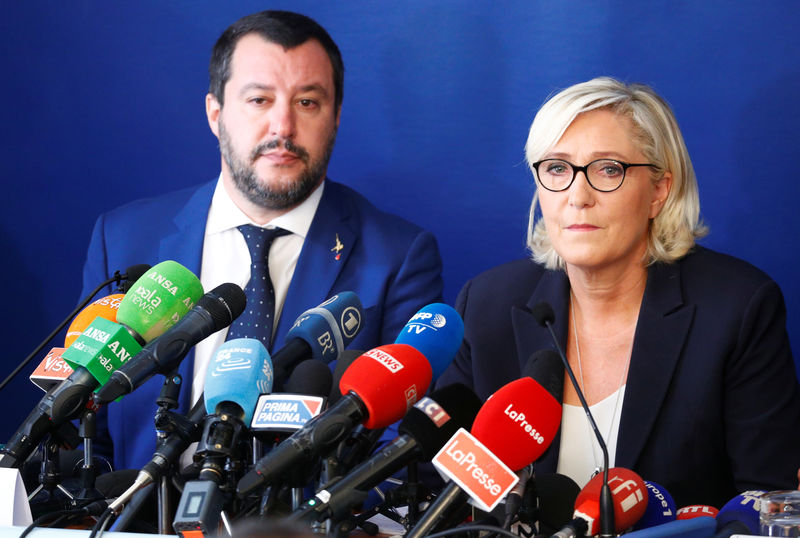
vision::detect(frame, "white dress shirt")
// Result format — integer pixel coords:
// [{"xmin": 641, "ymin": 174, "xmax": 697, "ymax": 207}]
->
[{"xmin": 190, "ymin": 176, "xmax": 324, "ymax": 404}]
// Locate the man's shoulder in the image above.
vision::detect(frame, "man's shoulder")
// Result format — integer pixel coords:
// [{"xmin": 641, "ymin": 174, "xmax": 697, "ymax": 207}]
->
[
  {"xmin": 101, "ymin": 181, "xmax": 214, "ymax": 224},
  {"xmin": 324, "ymin": 180, "xmax": 426, "ymax": 236}
]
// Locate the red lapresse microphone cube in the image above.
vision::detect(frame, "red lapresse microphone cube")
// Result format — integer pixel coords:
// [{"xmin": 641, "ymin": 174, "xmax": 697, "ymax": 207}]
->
[{"xmin": 471, "ymin": 376, "xmax": 562, "ymax": 471}]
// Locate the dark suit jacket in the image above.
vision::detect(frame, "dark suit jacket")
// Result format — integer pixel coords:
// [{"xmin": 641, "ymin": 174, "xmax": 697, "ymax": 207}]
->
[
  {"xmin": 436, "ymin": 246, "xmax": 800, "ymax": 508},
  {"xmin": 80, "ymin": 179, "xmax": 443, "ymax": 470}
]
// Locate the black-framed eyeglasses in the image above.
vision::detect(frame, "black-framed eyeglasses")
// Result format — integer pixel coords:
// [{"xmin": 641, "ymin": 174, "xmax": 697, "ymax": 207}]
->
[{"xmin": 531, "ymin": 158, "xmax": 659, "ymax": 192}]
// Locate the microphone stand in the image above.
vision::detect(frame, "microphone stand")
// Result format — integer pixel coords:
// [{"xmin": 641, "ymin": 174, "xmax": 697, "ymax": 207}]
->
[{"xmin": 538, "ymin": 310, "xmax": 615, "ymax": 538}]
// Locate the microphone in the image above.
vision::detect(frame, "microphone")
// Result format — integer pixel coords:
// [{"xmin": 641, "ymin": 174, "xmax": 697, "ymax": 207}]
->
[
  {"xmin": 522, "ymin": 473, "xmax": 581, "ymax": 533},
  {"xmin": 236, "ymin": 343, "xmax": 432, "ymax": 498},
  {"xmin": 284, "ymin": 359, "xmax": 334, "ymax": 397},
  {"xmin": 65, "ymin": 294, "xmax": 125, "ymax": 347},
  {"xmin": 328, "ymin": 349, "xmax": 362, "ymax": 406},
  {"xmin": 107, "ymin": 399, "xmax": 207, "ymax": 514},
  {"xmin": 395, "ymin": 303, "xmax": 464, "ymax": 378},
  {"xmin": 199, "ymin": 338, "xmax": 273, "ymax": 480},
  {"xmin": 291, "ymin": 383, "xmax": 482, "ymax": 523},
  {"xmin": 554, "ymin": 467, "xmax": 648, "ymax": 538},
  {"xmin": 406, "ymin": 376, "xmax": 562, "ymax": 538},
  {"xmin": 0, "ymin": 264, "xmax": 150, "ymax": 393},
  {"xmin": 714, "ymin": 490, "xmax": 764, "ymax": 538},
  {"xmin": 270, "ymin": 291, "xmax": 363, "ymax": 388},
  {"xmin": 250, "ymin": 359, "xmax": 332, "ymax": 436},
  {"xmin": 0, "ymin": 261, "xmax": 202, "ymax": 468},
  {"xmin": 30, "ymin": 294, "xmax": 125, "ymax": 392},
  {"xmin": 531, "ymin": 301, "xmax": 615, "ymax": 538},
  {"xmin": 633, "ymin": 481, "xmax": 677, "ymax": 530},
  {"xmin": 172, "ymin": 339, "xmax": 273, "ymax": 534},
  {"xmin": 93, "ymin": 282, "xmax": 246, "ymax": 404}
]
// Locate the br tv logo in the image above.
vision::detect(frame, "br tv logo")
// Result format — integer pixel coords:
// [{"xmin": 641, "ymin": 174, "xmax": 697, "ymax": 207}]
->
[{"xmin": 432, "ymin": 428, "xmax": 518, "ymax": 512}]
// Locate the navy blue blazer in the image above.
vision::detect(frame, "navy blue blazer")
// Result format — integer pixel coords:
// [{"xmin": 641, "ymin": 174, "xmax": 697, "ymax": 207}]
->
[
  {"xmin": 80, "ymin": 179, "xmax": 443, "ymax": 470},
  {"xmin": 436, "ymin": 246, "xmax": 800, "ymax": 508}
]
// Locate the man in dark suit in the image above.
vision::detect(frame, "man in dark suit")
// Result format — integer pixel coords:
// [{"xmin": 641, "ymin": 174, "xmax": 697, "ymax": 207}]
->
[{"xmin": 80, "ymin": 10, "xmax": 443, "ymax": 470}]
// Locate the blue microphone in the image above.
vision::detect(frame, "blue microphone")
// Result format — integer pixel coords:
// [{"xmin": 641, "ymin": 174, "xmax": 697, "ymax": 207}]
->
[
  {"xmin": 714, "ymin": 490, "xmax": 765, "ymax": 537},
  {"xmin": 204, "ymin": 338, "xmax": 273, "ymax": 425},
  {"xmin": 633, "ymin": 481, "xmax": 677, "ymax": 530},
  {"xmin": 394, "ymin": 303, "xmax": 464, "ymax": 378},
  {"xmin": 271, "ymin": 292, "xmax": 364, "ymax": 387}
]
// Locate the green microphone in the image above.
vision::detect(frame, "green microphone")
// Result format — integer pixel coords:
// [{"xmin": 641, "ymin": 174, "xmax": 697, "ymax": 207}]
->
[
  {"xmin": 0, "ymin": 261, "xmax": 203, "ymax": 469},
  {"xmin": 62, "ymin": 260, "xmax": 203, "ymax": 386}
]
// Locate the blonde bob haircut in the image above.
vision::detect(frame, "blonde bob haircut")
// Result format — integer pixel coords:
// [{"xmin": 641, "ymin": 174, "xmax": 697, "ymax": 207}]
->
[{"xmin": 525, "ymin": 77, "xmax": 707, "ymax": 270}]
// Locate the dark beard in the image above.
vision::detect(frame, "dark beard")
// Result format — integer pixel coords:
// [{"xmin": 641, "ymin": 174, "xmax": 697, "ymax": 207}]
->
[{"xmin": 219, "ymin": 121, "xmax": 336, "ymax": 210}]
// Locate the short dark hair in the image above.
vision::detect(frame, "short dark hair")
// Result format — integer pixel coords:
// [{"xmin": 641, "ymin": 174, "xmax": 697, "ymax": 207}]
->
[{"xmin": 209, "ymin": 10, "xmax": 344, "ymax": 111}]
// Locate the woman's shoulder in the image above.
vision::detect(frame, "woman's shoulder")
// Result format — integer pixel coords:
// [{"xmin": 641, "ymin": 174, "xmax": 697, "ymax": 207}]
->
[{"xmin": 679, "ymin": 245, "xmax": 776, "ymax": 289}]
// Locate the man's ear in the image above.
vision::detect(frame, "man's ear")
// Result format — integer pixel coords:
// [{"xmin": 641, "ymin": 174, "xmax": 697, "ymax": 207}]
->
[{"xmin": 206, "ymin": 93, "xmax": 221, "ymax": 138}]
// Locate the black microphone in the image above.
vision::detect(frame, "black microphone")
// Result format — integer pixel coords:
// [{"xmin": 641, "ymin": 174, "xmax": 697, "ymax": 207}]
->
[
  {"xmin": 522, "ymin": 473, "xmax": 581, "ymax": 533},
  {"xmin": 236, "ymin": 344, "xmax": 432, "ymax": 498},
  {"xmin": 290, "ymin": 383, "xmax": 482, "ymax": 524},
  {"xmin": 530, "ymin": 301, "xmax": 615, "ymax": 538},
  {"xmin": 93, "ymin": 283, "xmax": 246, "ymax": 404},
  {"xmin": 107, "ymin": 399, "xmax": 206, "ymax": 514}
]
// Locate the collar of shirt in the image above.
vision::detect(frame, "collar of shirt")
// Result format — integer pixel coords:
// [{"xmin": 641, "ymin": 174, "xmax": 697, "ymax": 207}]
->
[{"xmin": 205, "ymin": 174, "xmax": 324, "ymax": 237}]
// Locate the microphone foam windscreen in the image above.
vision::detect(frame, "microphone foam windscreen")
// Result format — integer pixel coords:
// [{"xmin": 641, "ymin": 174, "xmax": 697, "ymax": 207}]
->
[
  {"xmin": 199, "ymin": 283, "xmax": 246, "ymax": 330},
  {"xmin": 116, "ymin": 260, "xmax": 204, "ymax": 342},
  {"xmin": 287, "ymin": 291, "xmax": 363, "ymax": 363},
  {"xmin": 329, "ymin": 349, "xmax": 363, "ymax": 405},
  {"xmin": 284, "ymin": 359, "xmax": 333, "ymax": 398},
  {"xmin": 394, "ymin": 303, "xmax": 464, "ymax": 378},
  {"xmin": 523, "ymin": 349, "xmax": 564, "ymax": 402},
  {"xmin": 531, "ymin": 302, "xmax": 556, "ymax": 327},
  {"xmin": 633, "ymin": 481, "xmax": 677, "ymax": 530},
  {"xmin": 204, "ymin": 338, "xmax": 273, "ymax": 424},
  {"xmin": 715, "ymin": 490, "xmax": 765, "ymax": 534},
  {"xmin": 471, "ymin": 376, "xmax": 562, "ymax": 470},
  {"xmin": 64, "ymin": 294, "xmax": 124, "ymax": 347},
  {"xmin": 118, "ymin": 264, "xmax": 152, "ymax": 293},
  {"xmin": 399, "ymin": 382, "xmax": 482, "ymax": 461},
  {"xmin": 339, "ymin": 343, "xmax": 433, "ymax": 429},
  {"xmin": 535, "ymin": 473, "xmax": 582, "ymax": 530},
  {"xmin": 576, "ymin": 467, "xmax": 648, "ymax": 532}
]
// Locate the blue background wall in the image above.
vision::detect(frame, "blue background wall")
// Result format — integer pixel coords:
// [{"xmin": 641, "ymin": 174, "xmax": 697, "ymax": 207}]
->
[{"xmin": 2, "ymin": 2, "xmax": 798, "ymax": 443}]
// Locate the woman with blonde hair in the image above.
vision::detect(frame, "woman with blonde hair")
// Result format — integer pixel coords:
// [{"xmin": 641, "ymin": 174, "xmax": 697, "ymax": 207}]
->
[{"xmin": 437, "ymin": 77, "xmax": 800, "ymax": 508}]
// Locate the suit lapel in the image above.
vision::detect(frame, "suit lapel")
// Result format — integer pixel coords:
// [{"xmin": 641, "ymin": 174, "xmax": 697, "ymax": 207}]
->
[
  {"xmin": 615, "ymin": 261, "xmax": 695, "ymax": 469},
  {"xmin": 511, "ymin": 268, "xmax": 570, "ymax": 474},
  {"xmin": 158, "ymin": 181, "xmax": 214, "ymax": 412},
  {"xmin": 275, "ymin": 182, "xmax": 357, "ymax": 343}
]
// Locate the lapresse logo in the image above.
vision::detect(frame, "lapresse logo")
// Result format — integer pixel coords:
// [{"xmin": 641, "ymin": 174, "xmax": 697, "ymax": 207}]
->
[{"xmin": 432, "ymin": 428, "xmax": 518, "ymax": 512}]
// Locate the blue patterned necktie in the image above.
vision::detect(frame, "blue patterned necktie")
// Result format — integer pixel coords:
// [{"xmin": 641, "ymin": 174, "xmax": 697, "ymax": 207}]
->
[{"xmin": 226, "ymin": 224, "xmax": 291, "ymax": 351}]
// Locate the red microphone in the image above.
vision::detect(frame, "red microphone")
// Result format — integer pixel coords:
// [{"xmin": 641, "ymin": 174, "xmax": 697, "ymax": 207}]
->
[
  {"xmin": 556, "ymin": 468, "xmax": 648, "ymax": 537},
  {"xmin": 407, "ymin": 376, "xmax": 562, "ymax": 538},
  {"xmin": 339, "ymin": 343, "xmax": 432, "ymax": 429},
  {"xmin": 471, "ymin": 376, "xmax": 562, "ymax": 469},
  {"xmin": 237, "ymin": 343, "xmax": 432, "ymax": 497}
]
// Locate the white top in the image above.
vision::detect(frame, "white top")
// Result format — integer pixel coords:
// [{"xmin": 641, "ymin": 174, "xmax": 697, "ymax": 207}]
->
[
  {"xmin": 556, "ymin": 384, "xmax": 626, "ymax": 488},
  {"xmin": 190, "ymin": 176, "xmax": 324, "ymax": 403}
]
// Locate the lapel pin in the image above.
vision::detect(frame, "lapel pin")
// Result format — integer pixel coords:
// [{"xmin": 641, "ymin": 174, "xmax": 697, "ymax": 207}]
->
[{"xmin": 331, "ymin": 233, "xmax": 344, "ymax": 261}]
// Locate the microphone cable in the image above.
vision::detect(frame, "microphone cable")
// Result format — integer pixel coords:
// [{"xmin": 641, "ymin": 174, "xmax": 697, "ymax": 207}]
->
[{"xmin": 0, "ymin": 264, "xmax": 150, "ymax": 392}]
